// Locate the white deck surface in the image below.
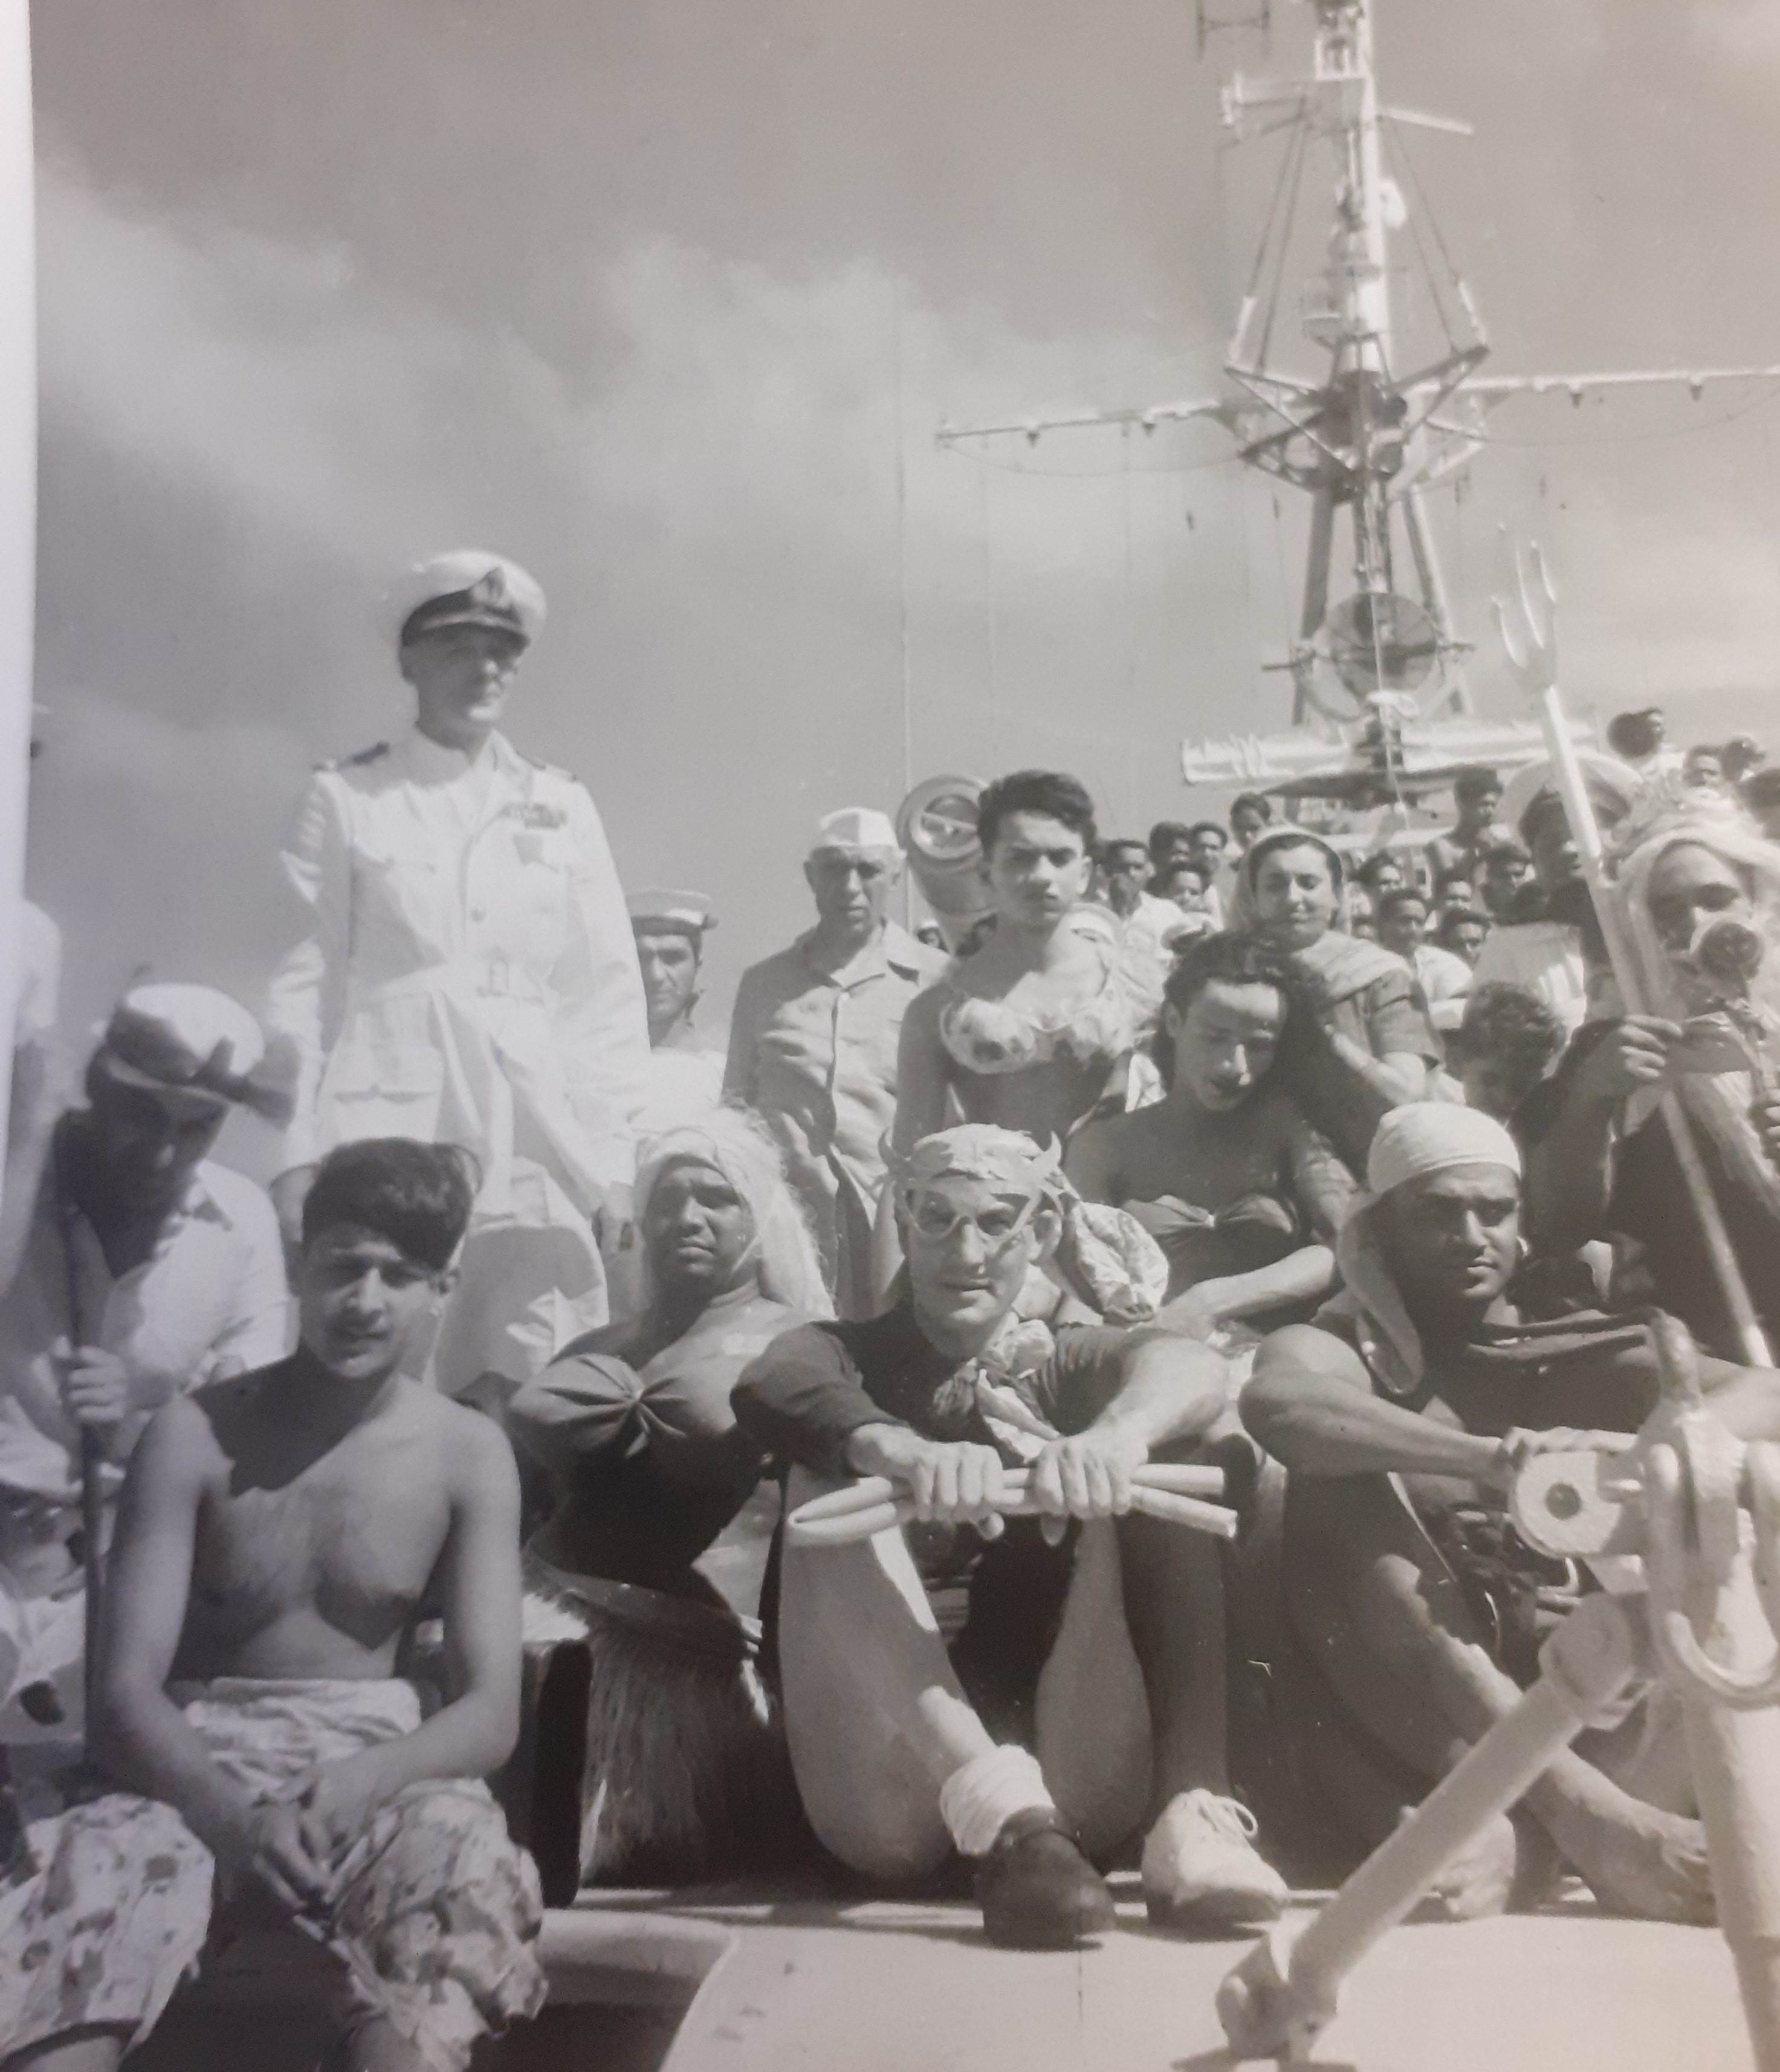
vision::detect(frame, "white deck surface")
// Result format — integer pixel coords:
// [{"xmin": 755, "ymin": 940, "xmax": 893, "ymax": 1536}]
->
[{"xmin": 558, "ymin": 1878, "xmax": 1753, "ymax": 2072}]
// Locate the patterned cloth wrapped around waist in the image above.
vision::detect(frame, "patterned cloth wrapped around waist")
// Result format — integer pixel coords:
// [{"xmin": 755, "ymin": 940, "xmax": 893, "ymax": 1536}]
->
[{"xmin": 163, "ymin": 1676, "xmax": 422, "ymax": 1796}]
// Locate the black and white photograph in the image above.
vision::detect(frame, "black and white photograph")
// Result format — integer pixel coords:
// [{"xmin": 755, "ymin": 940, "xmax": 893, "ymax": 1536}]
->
[{"xmin": 2, "ymin": 2, "xmax": 1780, "ymax": 2067}]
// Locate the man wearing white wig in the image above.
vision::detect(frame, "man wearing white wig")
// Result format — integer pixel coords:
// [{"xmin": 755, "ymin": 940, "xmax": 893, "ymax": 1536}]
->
[
  {"xmin": 724, "ymin": 808, "xmax": 944, "ymax": 1318},
  {"xmin": 509, "ymin": 1109, "xmax": 829, "ymax": 1595},
  {"xmin": 0, "ymin": 984, "xmax": 291, "ymax": 1743},
  {"xmin": 1524, "ymin": 779, "xmax": 1780, "ymax": 1361},
  {"xmin": 265, "ymin": 551, "xmax": 652, "ymax": 1397},
  {"xmin": 733, "ymin": 1123, "xmax": 1287, "ymax": 1950},
  {"xmin": 1244, "ymin": 1103, "xmax": 1780, "ymax": 1925}
]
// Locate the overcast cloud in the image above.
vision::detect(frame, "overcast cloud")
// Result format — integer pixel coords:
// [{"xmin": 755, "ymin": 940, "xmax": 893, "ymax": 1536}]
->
[{"xmin": 26, "ymin": 0, "xmax": 1780, "ymax": 1092}]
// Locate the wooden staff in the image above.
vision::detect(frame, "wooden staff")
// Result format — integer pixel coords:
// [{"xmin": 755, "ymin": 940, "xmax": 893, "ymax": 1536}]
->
[
  {"xmin": 1497, "ymin": 540, "xmax": 1773, "ymax": 1367},
  {"xmin": 785, "ymin": 1463, "xmax": 1237, "ymax": 1546},
  {"xmin": 51, "ymin": 1125, "xmax": 106, "ymax": 1730}
]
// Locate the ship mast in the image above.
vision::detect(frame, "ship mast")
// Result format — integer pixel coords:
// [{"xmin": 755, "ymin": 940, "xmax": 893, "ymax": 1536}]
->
[{"xmin": 939, "ymin": 0, "xmax": 1780, "ymax": 739}]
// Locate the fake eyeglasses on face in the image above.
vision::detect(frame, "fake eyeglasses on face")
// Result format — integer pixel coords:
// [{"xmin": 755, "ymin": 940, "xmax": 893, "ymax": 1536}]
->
[{"xmin": 904, "ymin": 1188, "xmax": 1041, "ymax": 1248}]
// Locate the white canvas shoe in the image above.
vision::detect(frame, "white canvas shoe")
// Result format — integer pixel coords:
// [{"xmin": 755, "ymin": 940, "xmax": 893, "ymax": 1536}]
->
[{"xmin": 1141, "ymin": 1789, "xmax": 1290, "ymax": 1931}]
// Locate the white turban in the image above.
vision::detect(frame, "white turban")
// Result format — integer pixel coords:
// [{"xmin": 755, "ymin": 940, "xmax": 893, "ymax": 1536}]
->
[
  {"xmin": 1325, "ymin": 1103, "xmax": 1524, "ymax": 1401},
  {"xmin": 632, "ymin": 1111, "xmax": 832, "ymax": 1317},
  {"xmin": 1365, "ymin": 1103, "xmax": 1522, "ymax": 1198}
]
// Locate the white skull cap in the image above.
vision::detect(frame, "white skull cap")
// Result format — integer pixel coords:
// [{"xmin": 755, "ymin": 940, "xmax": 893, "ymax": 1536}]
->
[
  {"xmin": 1365, "ymin": 1102, "xmax": 1521, "ymax": 1198},
  {"xmin": 811, "ymin": 807, "xmax": 901, "ymax": 857}
]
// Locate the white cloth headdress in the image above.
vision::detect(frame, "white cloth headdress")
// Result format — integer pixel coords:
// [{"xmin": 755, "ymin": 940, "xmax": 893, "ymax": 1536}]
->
[
  {"xmin": 1600, "ymin": 783, "xmax": 1780, "ymax": 1222},
  {"xmin": 1325, "ymin": 1103, "xmax": 1523, "ymax": 1399},
  {"xmin": 632, "ymin": 1109, "xmax": 832, "ymax": 1316}
]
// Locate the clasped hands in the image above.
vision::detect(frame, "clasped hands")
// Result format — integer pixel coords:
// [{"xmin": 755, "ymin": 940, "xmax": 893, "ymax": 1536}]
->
[
  {"xmin": 847, "ymin": 1423, "xmax": 1148, "ymax": 1546},
  {"xmin": 213, "ymin": 1747, "xmax": 395, "ymax": 1920}
]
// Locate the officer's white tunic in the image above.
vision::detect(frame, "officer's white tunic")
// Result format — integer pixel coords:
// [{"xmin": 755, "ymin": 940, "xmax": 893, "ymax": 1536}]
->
[{"xmin": 266, "ymin": 726, "xmax": 650, "ymax": 1388}]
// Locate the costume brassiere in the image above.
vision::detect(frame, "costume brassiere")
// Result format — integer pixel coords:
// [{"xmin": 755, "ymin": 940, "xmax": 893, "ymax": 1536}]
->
[
  {"xmin": 1119, "ymin": 1192, "xmax": 1304, "ymax": 1286},
  {"xmin": 936, "ymin": 951, "xmax": 1137, "ymax": 1076}
]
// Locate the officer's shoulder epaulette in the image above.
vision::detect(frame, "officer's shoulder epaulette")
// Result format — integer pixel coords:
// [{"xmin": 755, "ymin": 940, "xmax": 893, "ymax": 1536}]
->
[
  {"xmin": 316, "ymin": 741, "xmax": 390, "ymax": 774},
  {"xmin": 525, "ymin": 754, "xmax": 581, "ymax": 785}
]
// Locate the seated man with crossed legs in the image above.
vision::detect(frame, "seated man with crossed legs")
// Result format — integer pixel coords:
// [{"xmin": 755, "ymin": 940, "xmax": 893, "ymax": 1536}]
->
[{"xmin": 732, "ymin": 1124, "xmax": 1286, "ymax": 1949}]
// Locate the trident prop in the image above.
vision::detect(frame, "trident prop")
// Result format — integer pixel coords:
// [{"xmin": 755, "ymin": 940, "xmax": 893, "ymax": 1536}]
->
[
  {"xmin": 1217, "ymin": 1317, "xmax": 1780, "ymax": 2068},
  {"xmin": 1492, "ymin": 540, "xmax": 1772, "ymax": 1369}
]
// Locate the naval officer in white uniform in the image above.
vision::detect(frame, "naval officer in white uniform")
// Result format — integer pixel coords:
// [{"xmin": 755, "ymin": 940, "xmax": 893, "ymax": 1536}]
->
[{"xmin": 265, "ymin": 550, "xmax": 651, "ymax": 1395}]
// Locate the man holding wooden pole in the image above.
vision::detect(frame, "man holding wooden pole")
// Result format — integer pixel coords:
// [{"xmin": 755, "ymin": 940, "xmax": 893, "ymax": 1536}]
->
[{"xmin": 732, "ymin": 1123, "xmax": 1287, "ymax": 1949}]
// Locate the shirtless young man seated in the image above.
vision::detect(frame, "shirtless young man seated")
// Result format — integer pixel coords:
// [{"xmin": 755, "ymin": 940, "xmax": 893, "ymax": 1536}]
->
[
  {"xmin": 732, "ymin": 1124, "xmax": 1287, "ymax": 1951},
  {"xmin": 1241, "ymin": 1103, "xmax": 1780, "ymax": 1923},
  {"xmin": 0, "ymin": 1139, "xmax": 545, "ymax": 2072}
]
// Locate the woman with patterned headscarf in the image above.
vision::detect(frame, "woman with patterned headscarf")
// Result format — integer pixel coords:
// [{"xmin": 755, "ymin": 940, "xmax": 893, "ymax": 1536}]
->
[
  {"xmin": 506, "ymin": 1109, "xmax": 830, "ymax": 1596},
  {"xmin": 1522, "ymin": 781, "xmax": 1780, "ymax": 1359}
]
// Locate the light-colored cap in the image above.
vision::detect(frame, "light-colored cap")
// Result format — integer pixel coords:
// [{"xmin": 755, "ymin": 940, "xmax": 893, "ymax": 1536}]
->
[
  {"xmin": 1365, "ymin": 1102, "xmax": 1521, "ymax": 1198},
  {"xmin": 391, "ymin": 550, "xmax": 546, "ymax": 648},
  {"xmin": 892, "ymin": 1125, "xmax": 1064, "ymax": 1199},
  {"xmin": 94, "ymin": 983, "xmax": 294, "ymax": 1124},
  {"xmin": 810, "ymin": 807, "xmax": 901, "ymax": 858},
  {"xmin": 627, "ymin": 887, "xmax": 717, "ymax": 937},
  {"xmin": 1500, "ymin": 752, "xmax": 1639, "ymax": 847}
]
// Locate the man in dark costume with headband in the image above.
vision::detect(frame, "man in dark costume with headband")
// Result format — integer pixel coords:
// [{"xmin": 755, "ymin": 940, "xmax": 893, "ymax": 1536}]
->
[{"xmin": 733, "ymin": 1123, "xmax": 1287, "ymax": 1949}]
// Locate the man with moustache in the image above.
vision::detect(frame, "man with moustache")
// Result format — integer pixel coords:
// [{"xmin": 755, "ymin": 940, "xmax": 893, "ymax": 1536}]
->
[
  {"xmin": 0, "ymin": 1138, "xmax": 544, "ymax": 2072},
  {"xmin": 265, "ymin": 551, "xmax": 652, "ymax": 1394},
  {"xmin": 1243, "ymin": 1104, "xmax": 1780, "ymax": 1923},
  {"xmin": 725, "ymin": 809, "xmax": 943, "ymax": 1318}
]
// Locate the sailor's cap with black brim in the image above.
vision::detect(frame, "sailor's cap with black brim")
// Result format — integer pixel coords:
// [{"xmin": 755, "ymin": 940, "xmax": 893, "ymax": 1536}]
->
[{"xmin": 392, "ymin": 550, "xmax": 546, "ymax": 651}]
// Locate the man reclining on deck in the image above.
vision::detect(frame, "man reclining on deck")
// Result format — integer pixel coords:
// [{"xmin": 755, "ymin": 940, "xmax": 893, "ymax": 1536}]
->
[
  {"xmin": 0, "ymin": 1138, "xmax": 545, "ymax": 2072},
  {"xmin": 731, "ymin": 1123, "xmax": 1287, "ymax": 1950},
  {"xmin": 1241, "ymin": 1102, "xmax": 1780, "ymax": 1923}
]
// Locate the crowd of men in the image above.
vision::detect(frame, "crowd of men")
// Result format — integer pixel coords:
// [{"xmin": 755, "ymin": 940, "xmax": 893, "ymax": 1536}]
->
[{"xmin": 5, "ymin": 546, "xmax": 1780, "ymax": 2067}]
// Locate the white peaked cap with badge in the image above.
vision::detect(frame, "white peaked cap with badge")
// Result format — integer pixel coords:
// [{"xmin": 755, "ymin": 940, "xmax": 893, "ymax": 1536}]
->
[
  {"xmin": 809, "ymin": 807, "xmax": 901, "ymax": 859},
  {"xmin": 390, "ymin": 550, "xmax": 548, "ymax": 650}
]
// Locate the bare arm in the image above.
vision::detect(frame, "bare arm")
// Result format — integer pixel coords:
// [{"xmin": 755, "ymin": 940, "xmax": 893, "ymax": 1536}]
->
[
  {"xmin": 1157, "ymin": 1245, "xmax": 1336, "ymax": 1337},
  {"xmin": 1028, "ymin": 1329, "xmax": 1232, "ymax": 1521},
  {"xmin": 890, "ymin": 987, "xmax": 953, "ymax": 1153},
  {"xmin": 1061, "ymin": 1114, "xmax": 1124, "ymax": 1204},
  {"xmin": 1327, "ymin": 1034, "xmax": 1429, "ymax": 1107},
  {"xmin": 1692, "ymin": 1351, "xmax": 1780, "ymax": 1445},
  {"xmin": 93, "ymin": 1402, "xmax": 330, "ymax": 1912},
  {"xmin": 1241, "ymin": 1323, "xmax": 1504, "ymax": 1482},
  {"xmin": 93, "ymin": 1401, "xmax": 256, "ymax": 1847},
  {"xmin": 1524, "ymin": 1020, "xmax": 1680, "ymax": 1251}
]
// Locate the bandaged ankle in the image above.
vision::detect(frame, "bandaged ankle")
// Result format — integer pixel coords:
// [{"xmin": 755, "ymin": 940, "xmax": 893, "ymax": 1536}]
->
[{"xmin": 937, "ymin": 1744, "xmax": 1054, "ymax": 1858}]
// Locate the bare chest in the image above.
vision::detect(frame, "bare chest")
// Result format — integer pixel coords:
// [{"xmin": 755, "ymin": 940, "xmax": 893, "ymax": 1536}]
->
[{"xmin": 190, "ymin": 1432, "xmax": 451, "ymax": 1650}]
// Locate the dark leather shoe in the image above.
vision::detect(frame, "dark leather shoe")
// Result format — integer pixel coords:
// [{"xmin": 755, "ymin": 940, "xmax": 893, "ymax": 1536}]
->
[{"xmin": 974, "ymin": 1807, "xmax": 1117, "ymax": 1949}]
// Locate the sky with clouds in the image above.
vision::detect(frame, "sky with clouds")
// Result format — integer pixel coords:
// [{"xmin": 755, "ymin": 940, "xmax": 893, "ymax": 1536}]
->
[{"xmin": 24, "ymin": 0, "xmax": 1780, "ymax": 1095}]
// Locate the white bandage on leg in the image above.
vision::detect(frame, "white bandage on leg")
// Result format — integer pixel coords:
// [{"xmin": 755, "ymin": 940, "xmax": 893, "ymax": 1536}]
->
[{"xmin": 937, "ymin": 1744, "xmax": 1054, "ymax": 1857}]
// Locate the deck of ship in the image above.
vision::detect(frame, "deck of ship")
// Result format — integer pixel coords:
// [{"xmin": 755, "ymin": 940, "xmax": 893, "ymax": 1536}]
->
[{"xmin": 142, "ymin": 1875, "xmax": 1753, "ymax": 2071}]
